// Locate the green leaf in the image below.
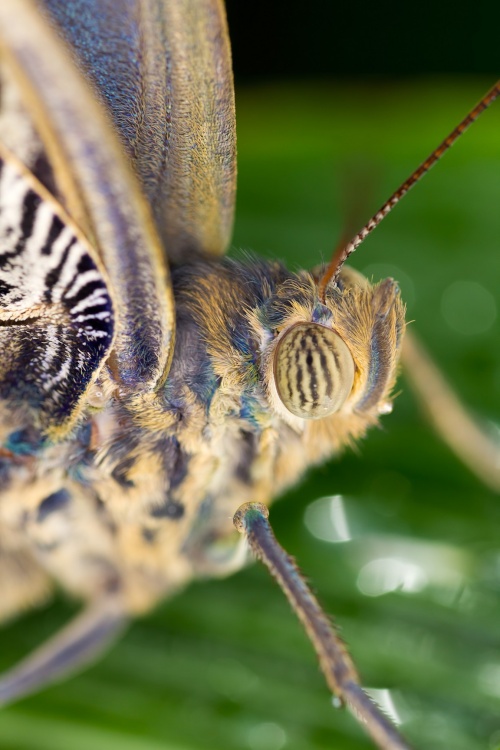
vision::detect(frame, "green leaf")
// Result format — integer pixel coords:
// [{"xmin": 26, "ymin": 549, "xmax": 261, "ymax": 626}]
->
[{"xmin": 2, "ymin": 80, "xmax": 500, "ymax": 750}]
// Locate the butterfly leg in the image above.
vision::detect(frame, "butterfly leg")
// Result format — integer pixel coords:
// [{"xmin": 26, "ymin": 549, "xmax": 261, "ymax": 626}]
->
[
  {"xmin": 0, "ymin": 597, "xmax": 127, "ymax": 706},
  {"xmin": 402, "ymin": 330, "xmax": 500, "ymax": 493},
  {"xmin": 234, "ymin": 503, "xmax": 412, "ymax": 750}
]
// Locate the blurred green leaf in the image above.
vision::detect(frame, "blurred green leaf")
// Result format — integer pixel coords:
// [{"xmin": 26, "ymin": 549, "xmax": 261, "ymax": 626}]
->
[{"xmin": 2, "ymin": 80, "xmax": 500, "ymax": 750}]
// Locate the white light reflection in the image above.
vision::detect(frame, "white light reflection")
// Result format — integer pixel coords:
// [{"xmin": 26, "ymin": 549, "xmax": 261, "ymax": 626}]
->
[
  {"xmin": 364, "ymin": 688, "xmax": 402, "ymax": 726},
  {"xmin": 357, "ymin": 557, "xmax": 428, "ymax": 597},
  {"xmin": 304, "ymin": 495, "xmax": 352, "ymax": 543},
  {"xmin": 305, "ymin": 494, "xmax": 468, "ymax": 602},
  {"xmin": 355, "ymin": 539, "xmax": 466, "ymax": 601}
]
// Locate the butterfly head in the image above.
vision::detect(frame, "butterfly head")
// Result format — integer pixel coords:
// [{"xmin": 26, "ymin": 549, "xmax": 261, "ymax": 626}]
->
[{"xmin": 258, "ymin": 265, "xmax": 405, "ymax": 427}]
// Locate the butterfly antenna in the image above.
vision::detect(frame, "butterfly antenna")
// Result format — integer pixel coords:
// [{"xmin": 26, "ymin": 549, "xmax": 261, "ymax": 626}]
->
[
  {"xmin": 234, "ymin": 503, "xmax": 412, "ymax": 750},
  {"xmin": 318, "ymin": 79, "xmax": 500, "ymax": 304}
]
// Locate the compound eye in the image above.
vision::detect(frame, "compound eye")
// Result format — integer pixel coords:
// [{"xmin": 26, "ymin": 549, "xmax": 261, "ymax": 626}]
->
[{"xmin": 274, "ymin": 324, "xmax": 355, "ymax": 419}]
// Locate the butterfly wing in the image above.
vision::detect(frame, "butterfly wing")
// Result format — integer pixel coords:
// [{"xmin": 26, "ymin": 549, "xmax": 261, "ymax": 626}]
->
[
  {"xmin": 41, "ymin": 0, "xmax": 237, "ymax": 262},
  {"xmin": 0, "ymin": 145, "xmax": 115, "ymax": 437},
  {"xmin": 0, "ymin": 0, "xmax": 173, "ymax": 412},
  {"xmin": 0, "ymin": 0, "xmax": 236, "ymax": 410}
]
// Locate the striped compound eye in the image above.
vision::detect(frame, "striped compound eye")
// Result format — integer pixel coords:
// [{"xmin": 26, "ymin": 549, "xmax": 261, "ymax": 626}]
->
[{"xmin": 274, "ymin": 324, "xmax": 355, "ymax": 419}]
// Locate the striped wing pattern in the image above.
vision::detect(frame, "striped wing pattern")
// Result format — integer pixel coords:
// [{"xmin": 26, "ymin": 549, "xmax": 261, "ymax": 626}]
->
[{"xmin": 0, "ymin": 152, "xmax": 114, "ymax": 433}]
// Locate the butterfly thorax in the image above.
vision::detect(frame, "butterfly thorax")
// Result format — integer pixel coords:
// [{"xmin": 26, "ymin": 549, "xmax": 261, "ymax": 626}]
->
[{"xmin": 0, "ymin": 256, "xmax": 404, "ymax": 616}]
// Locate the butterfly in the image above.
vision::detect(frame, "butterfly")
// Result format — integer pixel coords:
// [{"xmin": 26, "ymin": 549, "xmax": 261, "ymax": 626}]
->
[{"xmin": 0, "ymin": 2, "xmax": 499, "ymax": 749}]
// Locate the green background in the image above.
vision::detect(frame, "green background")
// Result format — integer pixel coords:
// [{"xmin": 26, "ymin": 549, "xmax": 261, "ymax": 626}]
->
[{"xmin": 1, "ymin": 79, "xmax": 500, "ymax": 750}]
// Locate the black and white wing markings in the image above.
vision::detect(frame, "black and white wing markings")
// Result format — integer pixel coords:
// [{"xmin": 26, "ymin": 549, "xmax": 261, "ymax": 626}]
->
[
  {"xmin": 0, "ymin": 148, "xmax": 115, "ymax": 434},
  {"xmin": 0, "ymin": 63, "xmax": 62, "ymax": 210}
]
